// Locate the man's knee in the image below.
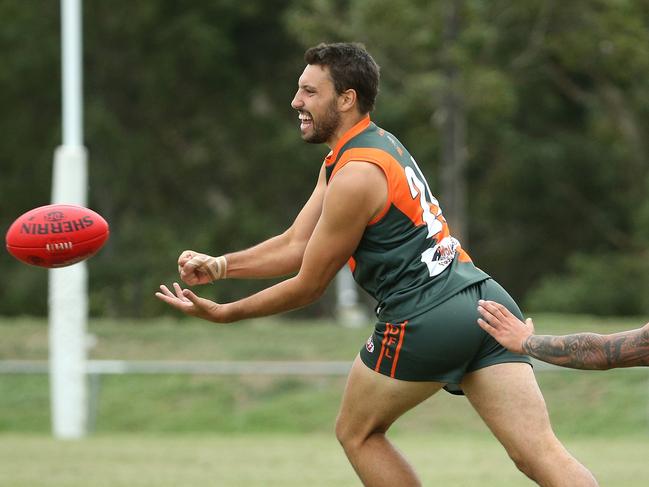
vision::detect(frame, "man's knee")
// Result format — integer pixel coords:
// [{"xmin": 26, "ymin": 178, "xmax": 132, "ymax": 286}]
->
[
  {"xmin": 506, "ymin": 439, "xmax": 571, "ymax": 482},
  {"xmin": 335, "ymin": 411, "xmax": 386, "ymax": 453},
  {"xmin": 507, "ymin": 450, "xmax": 536, "ymax": 479},
  {"xmin": 334, "ymin": 412, "xmax": 359, "ymax": 451}
]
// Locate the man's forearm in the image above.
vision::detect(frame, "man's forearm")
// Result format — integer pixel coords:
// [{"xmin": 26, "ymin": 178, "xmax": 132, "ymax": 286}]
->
[
  {"xmin": 224, "ymin": 231, "xmax": 306, "ymax": 279},
  {"xmin": 523, "ymin": 327, "xmax": 649, "ymax": 370},
  {"xmin": 221, "ymin": 166, "xmax": 325, "ymax": 280}
]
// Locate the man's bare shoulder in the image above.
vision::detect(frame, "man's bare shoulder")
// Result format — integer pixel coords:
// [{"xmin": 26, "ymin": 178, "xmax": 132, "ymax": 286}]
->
[
  {"xmin": 331, "ymin": 160, "xmax": 386, "ymax": 188},
  {"xmin": 324, "ymin": 161, "xmax": 388, "ymax": 222}
]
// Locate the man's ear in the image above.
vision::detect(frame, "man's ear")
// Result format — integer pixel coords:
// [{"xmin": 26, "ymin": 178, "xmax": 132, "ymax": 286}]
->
[{"xmin": 338, "ymin": 88, "xmax": 357, "ymax": 112}]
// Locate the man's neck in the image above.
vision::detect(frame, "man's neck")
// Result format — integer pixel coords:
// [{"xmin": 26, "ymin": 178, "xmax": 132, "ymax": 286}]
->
[{"xmin": 327, "ymin": 113, "xmax": 368, "ymax": 149}]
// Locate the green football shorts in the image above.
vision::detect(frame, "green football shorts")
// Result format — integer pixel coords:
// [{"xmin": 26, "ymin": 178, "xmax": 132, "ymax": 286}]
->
[{"xmin": 359, "ymin": 278, "xmax": 532, "ymax": 394}]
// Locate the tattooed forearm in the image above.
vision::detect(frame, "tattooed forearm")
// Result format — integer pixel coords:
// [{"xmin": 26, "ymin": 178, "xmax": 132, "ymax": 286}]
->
[
  {"xmin": 523, "ymin": 324, "xmax": 649, "ymax": 370},
  {"xmin": 524, "ymin": 334, "xmax": 608, "ymax": 369}
]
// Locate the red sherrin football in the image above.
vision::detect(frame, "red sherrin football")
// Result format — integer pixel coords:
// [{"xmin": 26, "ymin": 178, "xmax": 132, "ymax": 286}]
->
[{"xmin": 5, "ymin": 204, "xmax": 109, "ymax": 268}]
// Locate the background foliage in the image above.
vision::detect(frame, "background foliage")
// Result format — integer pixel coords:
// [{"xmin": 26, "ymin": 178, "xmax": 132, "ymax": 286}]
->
[{"xmin": 1, "ymin": 0, "xmax": 649, "ymax": 317}]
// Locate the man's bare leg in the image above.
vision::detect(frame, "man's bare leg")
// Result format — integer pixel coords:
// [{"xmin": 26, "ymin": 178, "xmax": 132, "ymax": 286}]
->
[
  {"xmin": 335, "ymin": 355, "xmax": 444, "ymax": 487},
  {"xmin": 461, "ymin": 363, "xmax": 598, "ymax": 486}
]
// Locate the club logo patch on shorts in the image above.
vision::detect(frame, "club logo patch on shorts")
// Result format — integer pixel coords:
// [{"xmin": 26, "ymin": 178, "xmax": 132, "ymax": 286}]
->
[{"xmin": 365, "ymin": 335, "xmax": 375, "ymax": 353}]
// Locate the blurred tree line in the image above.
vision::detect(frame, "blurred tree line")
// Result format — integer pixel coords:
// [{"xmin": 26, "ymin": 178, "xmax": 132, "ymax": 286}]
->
[{"xmin": 1, "ymin": 0, "xmax": 649, "ymax": 318}]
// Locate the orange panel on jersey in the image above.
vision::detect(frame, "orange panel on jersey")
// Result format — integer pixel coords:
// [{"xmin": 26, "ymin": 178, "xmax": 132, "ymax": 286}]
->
[{"xmin": 331, "ymin": 148, "xmax": 430, "ymax": 228}]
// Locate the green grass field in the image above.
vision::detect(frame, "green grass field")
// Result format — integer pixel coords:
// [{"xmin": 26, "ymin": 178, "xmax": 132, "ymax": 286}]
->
[
  {"xmin": 1, "ymin": 315, "xmax": 649, "ymax": 486},
  {"xmin": 2, "ymin": 433, "xmax": 648, "ymax": 487}
]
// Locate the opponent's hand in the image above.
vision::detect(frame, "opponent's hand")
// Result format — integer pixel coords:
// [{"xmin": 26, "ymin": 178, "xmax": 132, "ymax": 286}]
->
[
  {"xmin": 155, "ymin": 282, "xmax": 230, "ymax": 323},
  {"xmin": 477, "ymin": 300, "xmax": 535, "ymax": 354},
  {"xmin": 177, "ymin": 250, "xmax": 220, "ymax": 285}
]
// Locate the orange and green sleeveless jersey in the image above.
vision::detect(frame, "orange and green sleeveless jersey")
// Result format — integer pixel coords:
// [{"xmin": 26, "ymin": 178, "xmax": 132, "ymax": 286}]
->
[{"xmin": 325, "ymin": 116, "xmax": 489, "ymax": 321}]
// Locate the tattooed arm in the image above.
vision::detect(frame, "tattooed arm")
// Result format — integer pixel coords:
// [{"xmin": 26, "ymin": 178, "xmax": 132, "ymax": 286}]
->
[
  {"xmin": 477, "ymin": 300, "xmax": 649, "ymax": 370},
  {"xmin": 523, "ymin": 327, "xmax": 649, "ymax": 370}
]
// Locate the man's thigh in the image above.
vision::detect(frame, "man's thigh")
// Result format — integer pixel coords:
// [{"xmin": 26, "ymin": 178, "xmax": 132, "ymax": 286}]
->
[
  {"xmin": 460, "ymin": 362, "xmax": 556, "ymax": 448},
  {"xmin": 337, "ymin": 355, "xmax": 445, "ymax": 437}
]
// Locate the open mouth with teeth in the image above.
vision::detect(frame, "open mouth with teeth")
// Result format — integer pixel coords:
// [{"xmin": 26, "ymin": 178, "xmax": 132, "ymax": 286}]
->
[{"xmin": 299, "ymin": 112, "xmax": 313, "ymax": 131}]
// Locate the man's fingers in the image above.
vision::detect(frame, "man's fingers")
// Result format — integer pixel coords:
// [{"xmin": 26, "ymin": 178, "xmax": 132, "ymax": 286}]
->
[
  {"xmin": 173, "ymin": 282, "xmax": 184, "ymax": 297},
  {"xmin": 155, "ymin": 290, "xmax": 183, "ymax": 308},
  {"xmin": 477, "ymin": 317, "xmax": 496, "ymax": 333},
  {"xmin": 178, "ymin": 251, "xmax": 195, "ymax": 274},
  {"xmin": 178, "ymin": 257, "xmax": 205, "ymax": 283},
  {"xmin": 485, "ymin": 300, "xmax": 508, "ymax": 320},
  {"xmin": 477, "ymin": 304, "xmax": 499, "ymax": 326},
  {"xmin": 179, "ymin": 259, "xmax": 202, "ymax": 284},
  {"xmin": 158, "ymin": 284, "xmax": 175, "ymax": 298},
  {"xmin": 171, "ymin": 282, "xmax": 192, "ymax": 302},
  {"xmin": 182, "ymin": 288, "xmax": 203, "ymax": 305},
  {"xmin": 478, "ymin": 300, "xmax": 510, "ymax": 322},
  {"xmin": 155, "ymin": 284, "xmax": 192, "ymax": 308},
  {"xmin": 183, "ymin": 256, "xmax": 201, "ymax": 273},
  {"xmin": 156, "ymin": 282, "xmax": 223, "ymax": 322},
  {"xmin": 187, "ymin": 255, "xmax": 212, "ymax": 271},
  {"xmin": 178, "ymin": 250, "xmax": 195, "ymax": 266},
  {"xmin": 182, "ymin": 255, "xmax": 216, "ymax": 281}
]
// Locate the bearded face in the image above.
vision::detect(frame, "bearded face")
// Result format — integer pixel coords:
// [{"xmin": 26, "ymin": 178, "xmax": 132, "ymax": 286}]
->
[
  {"xmin": 292, "ymin": 64, "xmax": 343, "ymax": 147},
  {"xmin": 299, "ymin": 98, "xmax": 341, "ymax": 144}
]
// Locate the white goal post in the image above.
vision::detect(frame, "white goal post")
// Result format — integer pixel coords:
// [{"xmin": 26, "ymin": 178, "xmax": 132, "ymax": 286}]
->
[{"xmin": 49, "ymin": 0, "xmax": 88, "ymax": 439}]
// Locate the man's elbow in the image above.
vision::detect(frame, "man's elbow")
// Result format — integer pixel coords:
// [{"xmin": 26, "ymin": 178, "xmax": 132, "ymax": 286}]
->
[
  {"xmin": 294, "ymin": 275, "xmax": 329, "ymax": 306},
  {"xmin": 304, "ymin": 281, "xmax": 328, "ymax": 303}
]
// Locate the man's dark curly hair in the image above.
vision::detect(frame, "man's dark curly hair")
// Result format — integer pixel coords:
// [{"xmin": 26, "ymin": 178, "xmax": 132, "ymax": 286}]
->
[{"xmin": 304, "ymin": 42, "xmax": 380, "ymax": 114}]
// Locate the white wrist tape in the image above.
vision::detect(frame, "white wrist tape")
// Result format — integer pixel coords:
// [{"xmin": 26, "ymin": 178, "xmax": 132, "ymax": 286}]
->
[{"xmin": 206, "ymin": 255, "xmax": 227, "ymax": 281}]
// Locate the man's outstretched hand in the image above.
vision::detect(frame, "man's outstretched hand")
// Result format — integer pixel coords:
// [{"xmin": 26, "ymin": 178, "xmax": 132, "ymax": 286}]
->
[{"xmin": 156, "ymin": 282, "xmax": 229, "ymax": 323}]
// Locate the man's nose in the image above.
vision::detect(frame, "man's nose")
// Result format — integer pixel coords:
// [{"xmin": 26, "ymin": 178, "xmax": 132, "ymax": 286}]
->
[{"xmin": 291, "ymin": 93, "xmax": 303, "ymax": 109}]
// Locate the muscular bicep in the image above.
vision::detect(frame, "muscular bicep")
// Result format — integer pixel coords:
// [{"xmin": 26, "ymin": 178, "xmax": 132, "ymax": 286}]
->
[{"xmin": 296, "ymin": 161, "xmax": 387, "ymax": 293}]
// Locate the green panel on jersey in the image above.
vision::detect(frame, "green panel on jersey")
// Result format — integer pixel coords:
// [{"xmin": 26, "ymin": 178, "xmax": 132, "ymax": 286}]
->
[{"xmin": 327, "ymin": 122, "xmax": 489, "ymax": 321}]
